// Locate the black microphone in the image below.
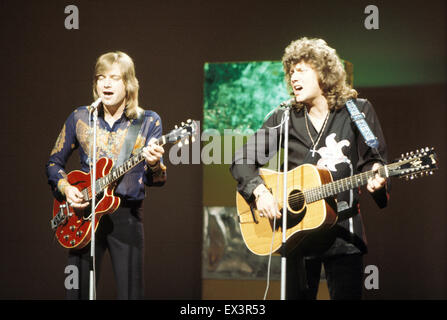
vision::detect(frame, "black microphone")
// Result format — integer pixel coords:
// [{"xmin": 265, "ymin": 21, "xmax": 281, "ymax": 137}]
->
[
  {"xmin": 90, "ymin": 98, "xmax": 102, "ymax": 109},
  {"xmin": 279, "ymin": 98, "xmax": 295, "ymax": 108},
  {"xmin": 263, "ymin": 98, "xmax": 296, "ymax": 122}
]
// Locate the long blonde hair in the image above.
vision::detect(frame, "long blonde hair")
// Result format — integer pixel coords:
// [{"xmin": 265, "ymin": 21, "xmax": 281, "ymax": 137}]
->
[
  {"xmin": 93, "ymin": 51, "xmax": 143, "ymax": 119},
  {"xmin": 282, "ymin": 37, "xmax": 357, "ymax": 110}
]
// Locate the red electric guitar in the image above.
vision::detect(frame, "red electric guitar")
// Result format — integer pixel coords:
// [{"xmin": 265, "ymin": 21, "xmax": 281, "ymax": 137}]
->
[{"xmin": 51, "ymin": 119, "xmax": 197, "ymax": 249}]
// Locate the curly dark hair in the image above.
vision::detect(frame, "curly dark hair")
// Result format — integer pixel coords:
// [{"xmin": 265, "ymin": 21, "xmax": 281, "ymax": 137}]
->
[{"xmin": 282, "ymin": 37, "xmax": 357, "ymax": 110}]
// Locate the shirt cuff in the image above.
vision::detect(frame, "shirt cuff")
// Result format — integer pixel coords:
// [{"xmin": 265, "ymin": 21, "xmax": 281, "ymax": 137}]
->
[
  {"xmin": 238, "ymin": 175, "xmax": 265, "ymax": 203},
  {"xmin": 57, "ymin": 178, "xmax": 70, "ymax": 196}
]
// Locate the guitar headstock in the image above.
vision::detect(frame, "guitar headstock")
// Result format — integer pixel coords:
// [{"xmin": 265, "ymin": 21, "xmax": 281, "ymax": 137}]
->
[
  {"xmin": 388, "ymin": 147, "xmax": 438, "ymax": 180},
  {"xmin": 165, "ymin": 119, "xmax": 198, "ymax": 146}
]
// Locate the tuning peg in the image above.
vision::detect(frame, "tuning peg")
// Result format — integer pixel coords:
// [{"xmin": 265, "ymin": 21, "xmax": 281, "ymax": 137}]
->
[
  {"xmin": 181, "ymin": 122, "xmax": 185, "ymax": 126},
  {"xmin": 178, "ymin": 142, "xmax": 183, "ymax": 148},
  {"xmin": 175, "ymin": 125, "xmax": 178, "ymax": 129},
  {"xmin": 187, "ymin": 119, "xmax": 191, "ymax": 123},
  {"xmin": 191, "ymin": 136, "xmax": 196, "ymax": 143},
  {"xmin": 184, "ymin": 139, "xmax": 189, "ymax": 145}
]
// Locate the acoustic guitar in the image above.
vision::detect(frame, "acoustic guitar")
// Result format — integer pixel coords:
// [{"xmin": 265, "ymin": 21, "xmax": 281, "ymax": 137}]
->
[{"xmin": 236, "ymin": 147, "xmax": 438, "ymax": 256}]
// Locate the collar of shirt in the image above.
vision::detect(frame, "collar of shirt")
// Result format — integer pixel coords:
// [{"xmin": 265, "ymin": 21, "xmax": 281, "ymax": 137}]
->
[{"xmin": 96, "ymin": 106, "xmax": 130, "ymax": 131}]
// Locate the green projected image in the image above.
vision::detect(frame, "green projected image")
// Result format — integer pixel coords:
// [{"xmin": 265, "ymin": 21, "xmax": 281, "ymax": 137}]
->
[
  {"xmin": 203, "ymin": 61, "xmax": 290, "ymax": 134},
  {"xmin": 203, "ymin": 60, "xmax": 353, "ymax": 134}
]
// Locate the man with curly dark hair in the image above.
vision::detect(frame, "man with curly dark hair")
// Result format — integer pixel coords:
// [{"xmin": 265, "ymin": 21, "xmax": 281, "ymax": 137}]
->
[{"xmin": 231, "ymin": 37, "xmax": 389, "ymax": 300}]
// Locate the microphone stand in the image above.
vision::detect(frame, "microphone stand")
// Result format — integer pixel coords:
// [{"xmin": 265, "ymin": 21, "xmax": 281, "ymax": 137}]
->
[
  {"xmin": 88, "ymin": 98, "xmax": 101, "ymax": 300},
  {"xmin": 280, "ymin": 106, "xmax": 290, "ymax": 300}
]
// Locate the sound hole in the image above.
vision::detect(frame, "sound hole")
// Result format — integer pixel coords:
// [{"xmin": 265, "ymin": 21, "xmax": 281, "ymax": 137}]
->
[{"xmin": 288, "ymin": 189, "xmax": 305, "ymax": 212}]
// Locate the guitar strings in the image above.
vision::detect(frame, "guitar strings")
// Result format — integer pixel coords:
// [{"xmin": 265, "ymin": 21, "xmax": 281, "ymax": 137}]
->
[{"xmin": 283, "ymin": 168, "xmax": 383, "ymax": 204}]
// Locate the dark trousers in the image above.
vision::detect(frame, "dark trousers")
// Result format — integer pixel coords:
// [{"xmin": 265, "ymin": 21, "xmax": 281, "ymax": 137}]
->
[
  {"xmin": 65, "ymin": 206, "xmax": 144, "ymax": 300},
  {"xmin": 286, "ymin": 252, "xmax": 364, "ymax": 300}
]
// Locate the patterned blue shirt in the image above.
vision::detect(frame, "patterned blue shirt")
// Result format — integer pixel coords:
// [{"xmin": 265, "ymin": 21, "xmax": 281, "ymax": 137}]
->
[{"xmin": 46, "ymin": 106, "xmax": 166, "ymax": 204}]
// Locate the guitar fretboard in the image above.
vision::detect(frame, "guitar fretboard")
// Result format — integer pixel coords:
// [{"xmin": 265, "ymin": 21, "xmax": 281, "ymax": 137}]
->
[
  {"xmin": 303, "ymin": 166, "xmax": 388, "ymax": 203},
  {"xmin": 83, "ymin": 135, "xmax": 166, "ymax": 201},
  {"xmin": 97, "ymin": 152, "xmax": 147, "ymax": 191}
]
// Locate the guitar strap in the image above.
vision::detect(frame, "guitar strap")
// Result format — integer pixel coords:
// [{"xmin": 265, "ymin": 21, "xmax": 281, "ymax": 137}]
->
[
  {"xmin": 115, "ymin": 111, "xmax": 145, "ymax": 168},
  {"xmin": 345, "ymin": 99, "xmax": 379, "ymax": 149}
]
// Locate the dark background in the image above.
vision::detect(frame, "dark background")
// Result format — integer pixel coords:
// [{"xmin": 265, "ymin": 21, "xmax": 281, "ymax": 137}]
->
[{"xmin": 0, "ymin": 0, "xmax": 445, "ymax": 299}]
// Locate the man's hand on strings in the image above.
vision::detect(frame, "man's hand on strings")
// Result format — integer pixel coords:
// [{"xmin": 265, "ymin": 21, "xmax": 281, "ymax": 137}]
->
[
  {"xmin": 142, "ymin": 138, "xmax": 165, "ymax": 166},
  {"xmin": 367, "ymin": 162, "xmax": 386, "ymax": 193},
  {"xmin": 254, "ymin": 184, "xmax": 282, "ymax": 220},
  {"xmin": 65, "ymin": 185, "xmax": 89, "ymax": 209}
]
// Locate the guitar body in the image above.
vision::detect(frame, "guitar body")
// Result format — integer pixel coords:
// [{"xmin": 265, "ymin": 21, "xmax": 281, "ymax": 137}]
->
[
  {"xmin": 236, "ymin": 164, "xmax": 338, "ymax": 256},
  {"xmin": 52, "ymin": 157, "xmax": 120, "ymax": 249}
]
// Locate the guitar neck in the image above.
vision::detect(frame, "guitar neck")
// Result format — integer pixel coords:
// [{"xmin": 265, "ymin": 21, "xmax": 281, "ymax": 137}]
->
[
  {"xmin": 303, "ymin": 165, "xmax": 389, "ymax": 203},
  {"xmin": 90, "ymin": 135, "xmax": 167, "ymax": 199}
]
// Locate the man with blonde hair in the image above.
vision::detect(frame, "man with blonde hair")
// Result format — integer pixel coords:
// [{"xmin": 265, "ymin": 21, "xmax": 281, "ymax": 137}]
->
[
  {"xmin": 231, "ymin": 37, "xmax": 389, "ymax": 300},
  {"xmin": 46, "ymin": 51, "xmax": 166, "ymax": 299}
]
